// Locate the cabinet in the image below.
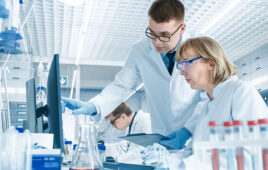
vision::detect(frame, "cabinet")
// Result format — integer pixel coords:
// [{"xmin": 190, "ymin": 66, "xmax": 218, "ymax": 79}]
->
[{"xmin": 9, "ymin": 102, "xmax": 27, "ymax": 128}]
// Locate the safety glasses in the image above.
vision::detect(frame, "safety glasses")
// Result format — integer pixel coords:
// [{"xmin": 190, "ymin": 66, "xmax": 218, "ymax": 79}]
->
[
  {"xmin": 176, "ymin": 56, "xmax": 203, "ymax": 71},
  {"xmin": 110, "ymin": 114, "xmax": 121, "ymax": 125}
]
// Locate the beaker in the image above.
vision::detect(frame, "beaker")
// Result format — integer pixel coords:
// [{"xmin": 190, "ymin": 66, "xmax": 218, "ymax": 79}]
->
[{"xmin": 69, "ymin": 124, "xmax": 103, "ymax": 170}]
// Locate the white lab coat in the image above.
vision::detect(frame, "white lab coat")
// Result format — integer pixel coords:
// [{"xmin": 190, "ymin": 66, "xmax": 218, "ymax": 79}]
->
[
  {"xmin": 91, "ymin": 38, "xmax": 200, "ymax": 135},
  {"xmin": 105, "ymin": 110, "xmax": 151, "ymax": 162},
  {"xmin": 182, "ymin": 76, "xmax": 268, "ymax": 170}
]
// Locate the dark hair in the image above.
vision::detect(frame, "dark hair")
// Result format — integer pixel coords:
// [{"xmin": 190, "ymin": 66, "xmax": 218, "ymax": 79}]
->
[
  {"xmin": 148, "ymin": 0, "xmax": 184, "ymax": 23},
  {"xmin": 110, "ymin": 102, "xmax": 133, "ymax": 117}
]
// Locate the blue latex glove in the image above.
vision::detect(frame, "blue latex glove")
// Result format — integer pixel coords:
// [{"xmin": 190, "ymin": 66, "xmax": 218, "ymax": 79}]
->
[
  {"xmin": 159, "ymin": 127, "xmax": 191, "ymax": 150},
  {"xmin": 61, "ymin": 97, "xmax": 97, "ymax": 116}
]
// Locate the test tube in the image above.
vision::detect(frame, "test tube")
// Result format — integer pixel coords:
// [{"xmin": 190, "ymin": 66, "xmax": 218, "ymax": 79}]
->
[
  {"xmin": 247, "ymin": 120, "xmax": 259, "ymax": 170},
  {"xmin": 233, "ymin": 120, "xmax": 244, "ymax": 170},
  {"xmin": 209, "ymin": 121, "xmax": 219, "ymax": 170},
  {"xmin": 223, "ymin": 121, "xmax": 236, "ymax": 170},
  {"xmin": 258, "ymin": 119, "xmax": 268, "ymax": 170}
]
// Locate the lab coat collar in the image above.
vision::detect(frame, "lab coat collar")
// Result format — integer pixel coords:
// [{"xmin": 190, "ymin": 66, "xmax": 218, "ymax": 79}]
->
[
  {"xmin": 148, "ymin": 37, "xmax": 183, "ymax": 78},
  {"xmin": 148, "ymin": 38, "xmax": 171, "ymax": 79},
  {"xmin": 212, "ymin": 76, "xmax": 238, "ymax": 99}
]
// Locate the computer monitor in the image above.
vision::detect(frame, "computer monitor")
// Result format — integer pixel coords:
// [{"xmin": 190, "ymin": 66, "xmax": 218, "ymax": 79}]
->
[
  {"xmin": 47, "ymin": 54, "xmax": 64, "ymax": 152},
  {"xmin": 26, "ymin": 78, "xmax": 37, "ymax": 132}
]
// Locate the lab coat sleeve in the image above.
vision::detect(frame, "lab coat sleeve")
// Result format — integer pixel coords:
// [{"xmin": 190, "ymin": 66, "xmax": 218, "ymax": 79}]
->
[
  {"xmin": 231, "ymin": 81, "xmax": 268, "ymax": 121},
  {"xmin": 90, "ymin": 44, "xmax": 143, "ymax": 121},
  {"xmin": 184, "ymin": 92, "xmax": 208, "ymax": 133}
]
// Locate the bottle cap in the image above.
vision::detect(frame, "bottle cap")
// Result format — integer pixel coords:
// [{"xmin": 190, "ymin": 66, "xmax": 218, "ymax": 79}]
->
[
  {"xmin": 73, "ymin": 144, "xmax": 77, "ymax": 150},
  {"xmin": 65, "ymin": 141, "xmax": 72, "ymax": 145},
  {"xmin": 98, "ymin": 144, "xmax": 106, "ymax": 151},
  {"xmin": 232, "ymin": 120, "xmax": 242, "ymax": 126},
  {"xmin": 247, "ymin": 120, "xmax": 257, "ymax": 126},
  {"xmin": 208, "ymin": 121, "xmax": 218, "ymax": 127},
  {"xmin": 37, "ymin": 86, "xmax": 45, "ymax": 90},
  {"xmin": 15, "ymin": 127, "xmax": 24, "ymax": 133},
  {"xmin": 258, "ymin": 119, "xmax": 268, "ymax": 124},
  {"xmin": 223, "ymin": 121, "xmax": 232, "ymax": 127}
]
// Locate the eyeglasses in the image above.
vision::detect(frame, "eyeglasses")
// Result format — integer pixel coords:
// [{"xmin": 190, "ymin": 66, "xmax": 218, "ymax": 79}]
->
[
  {"xmin": 145, "ymin": 24, "xmax": 183, "ymax": 42},
  {"xmin": 110, "ymin": 114, "xmax": 121, "ymax": 125},
  {"xmin": 176, "ymin": 56, "xmax": 203, "ymax": 71}
]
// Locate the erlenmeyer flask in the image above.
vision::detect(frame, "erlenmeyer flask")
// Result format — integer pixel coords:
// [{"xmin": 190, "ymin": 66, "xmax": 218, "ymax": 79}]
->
[{"xmin": 69, "ymin": 124, "xmax": 103, "ymax": 170}]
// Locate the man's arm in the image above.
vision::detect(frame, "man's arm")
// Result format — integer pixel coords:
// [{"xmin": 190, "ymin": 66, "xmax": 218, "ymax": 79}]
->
[{"xmin": 91, "ymin": 45, "xmax": 143, "ymax": 121}]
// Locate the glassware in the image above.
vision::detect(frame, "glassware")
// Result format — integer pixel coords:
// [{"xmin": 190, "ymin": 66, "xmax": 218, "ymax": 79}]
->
[{"xmin": 69, "ymin": 123, "xmax": 103, "ymax": 170}]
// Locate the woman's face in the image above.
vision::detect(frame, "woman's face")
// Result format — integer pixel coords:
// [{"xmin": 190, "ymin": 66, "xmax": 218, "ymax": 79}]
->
[{"xmin": 179, "ymin": 49, "xmax": 213, "ymax": 90}]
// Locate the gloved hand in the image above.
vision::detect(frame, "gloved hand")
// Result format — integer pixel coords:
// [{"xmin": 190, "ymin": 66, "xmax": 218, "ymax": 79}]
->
[
  {"xmin": 61, "ymin": 97, "xmax": 97, "ymax": 116},
  {"xmin": 141, "ymin": 143, "xmax": 169, "ymax": 169},
  {"xmin": 159, "ymin": 127, "xmax": 191, "ymax": 150}
]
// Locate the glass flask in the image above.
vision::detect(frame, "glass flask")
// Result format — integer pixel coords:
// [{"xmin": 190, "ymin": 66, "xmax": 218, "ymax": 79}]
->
[{"xmin": 69, "ymin": 123, "xmax": 103, "ymax": 170}]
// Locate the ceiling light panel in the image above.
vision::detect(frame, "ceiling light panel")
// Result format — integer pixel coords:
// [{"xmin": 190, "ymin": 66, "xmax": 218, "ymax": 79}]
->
[{"xmin": 20, "ymin": 0, "xmax": 267, "ymax": 64}]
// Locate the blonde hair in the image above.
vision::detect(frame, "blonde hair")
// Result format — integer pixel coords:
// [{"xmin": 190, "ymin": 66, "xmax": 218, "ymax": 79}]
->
[{"xmin": 177, "ymin": 37, "xmax": 238, "ymax": 85}]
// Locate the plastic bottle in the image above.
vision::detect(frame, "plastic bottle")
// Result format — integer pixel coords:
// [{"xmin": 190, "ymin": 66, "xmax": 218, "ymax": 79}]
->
[
  {"xmin": 64, "ymin": 141, "xmax": 73, "ymax": 164},
  {"xmin": 98, "ymin": 144, "xmax": 106, "ymax": 163},
  {"xmin": 36, "ymin": 61, "xmax": 47, "ymax": 105},
  {"xmin": 232, "ymin": 120, "xmax": 244, "ymax": 170},
  {"xmin": 258, "ymin": 119, "xmax": 268, "ymax": 170},
  {"xmin": 69, "ymin": 124, "xmax": 103, "ymax": 170},
  {"xmin": 208, "ymin": 121, "xmax": 219, "ymax": 170},
  {"xmin": 223, "ymin": 121, "xmax": 236, "ymax": 170}
]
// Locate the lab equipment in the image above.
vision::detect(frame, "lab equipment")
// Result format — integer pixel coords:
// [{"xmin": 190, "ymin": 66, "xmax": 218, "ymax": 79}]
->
[
  {"xmin": 141, "ymin": 143, "xmax": 169, "ymax": 169},
  {"xmin": 0, "ymin": 0, "xmax": 9, "ymax": 18},
  {"xmin": 69, "ymin": 124, "xmax": 103, "ymax": 170},
  {"xmin": 36, "ymin": 60, "xmax": 47, "ymax": 105},
  {"xmin": 61, "ymin": 97, "xmax": 97, "ymax": 116},
  {"xmin": 26, "ymin": 78, "xmax": 38, "ymax": 133},
  {"xmin": 223, "ymin": 121, "xmax": 236, "ymax": 170},
  {"xmin": 247, "ymin": 120, "xmax": 261, "ymax": 170},
  {"xmin": 0, "ymin": 0, "xmax": 23, "ymax": 54},
  {"xmin": 208, "ymin": 121, "xmax": 219, "ymax": 170},
  {"xmin": 46, "ymin": 54, "xmax": 64, "ymax": 152},
  {"xmin": 160, "ymin": 127, "xmax": 191, "ymax": 150},
  {"xmin": 30, "ymin": 54, "xmax": 64, "ymax": 152},
  {"xmin": 0, "ymin": 126, "xmax": 32, "ymax": 170},
  {"xmin": 98, "ymin": 144, "xmax": 106, "ymax": 163},
  {"xmin": 233, "ymin": 120, "xmax": 244, "ymax": 170},
  {"xmin": 258, "ymin": 119, "xmax": 268, "ymax": 170},
  {"xmin": 194, "ymin": 119, "xmax": 268, "ymax": 170},
  {"xmin": 63, "ymin": 140, "xmax": 73, "ymax": 164},
  {"xmin": 118, "ymin": 133, "xmax": 168, "ymax": 148}
]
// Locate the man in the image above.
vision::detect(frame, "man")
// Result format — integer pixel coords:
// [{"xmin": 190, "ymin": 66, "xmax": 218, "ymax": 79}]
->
[
  {"xmin": 62, "ymin": 0, "xmax": 200, "ymax": 150},
  {"xmin": 105, "ymin": 102, "xmax": 151, "ymax": 161}
]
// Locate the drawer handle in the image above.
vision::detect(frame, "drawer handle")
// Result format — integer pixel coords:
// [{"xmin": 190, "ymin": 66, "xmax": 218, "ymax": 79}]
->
[
  {"xmin": 18, "ymin": 118, "xmax": 26, "ymax": 122},
  {"xmin": 255, "ymin": 57, "xmax": 260, "ymax": 60},
  {"xmin": 256, "ymin": 66, "xmax": 261, "ymax": 70},
  {"xmin": 242, "ymin": 73, "xmax": 247, "ymax": 76},
  {"xmin": 242, "ymin": 63, "xmax": 246, "ymax": 67}
]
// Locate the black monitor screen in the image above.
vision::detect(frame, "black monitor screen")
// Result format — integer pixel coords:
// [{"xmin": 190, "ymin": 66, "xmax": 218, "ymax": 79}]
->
[{"xmin": 47, "ymin": 54, "xmax": 64, "ymax": 152}]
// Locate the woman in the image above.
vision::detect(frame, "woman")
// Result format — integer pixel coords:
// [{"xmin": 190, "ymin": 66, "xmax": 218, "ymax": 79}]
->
[
  {"xmin": 176, "ymin": 36, "xmax": 268, "ymax": 141},
  {"xmin": 142, "ymin": 36, "xmax": 268, "ymax": 169}
]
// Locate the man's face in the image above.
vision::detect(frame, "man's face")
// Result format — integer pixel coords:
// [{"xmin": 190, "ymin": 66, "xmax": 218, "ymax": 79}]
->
[
  {"xmin": 107, "ymin": 114, "xmax": 129, "ymax": 131},
  {"xmin": 148, "ymin": 18, "xmax": 185, "ymax": 53}
]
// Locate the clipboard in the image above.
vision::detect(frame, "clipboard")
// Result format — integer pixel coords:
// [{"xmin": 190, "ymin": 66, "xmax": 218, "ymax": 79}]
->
[{"xmin": 118, "ymin": 133, "xmax": 172, "ymax": 149}]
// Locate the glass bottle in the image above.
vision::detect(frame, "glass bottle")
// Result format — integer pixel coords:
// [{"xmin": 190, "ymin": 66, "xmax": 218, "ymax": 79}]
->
[
  {"xmin": 69, "ymin": 124, "xmax": 103, "ymax": 170},
  {"xmin": 232, "ymin": 120, "xmax": 244, "ymax": 170},
  {"xmin": 258, "ymin": 119, "xmax": 268, "ymax": 170},
  {"xmin": 208, "ymin": 121, "xmax": 219, "ymax": 170},
  {"xmin": 223, "ymin": 121, "xmax": 236, "ymax": 170}
]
